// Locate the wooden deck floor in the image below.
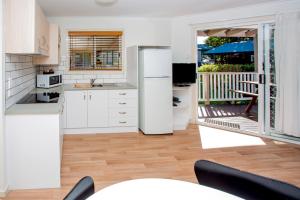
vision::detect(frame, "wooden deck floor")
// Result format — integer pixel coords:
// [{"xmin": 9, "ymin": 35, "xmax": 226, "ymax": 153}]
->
[
  {"xmin": 3, "ymin": 124, "xmax": 300, "ymax": 200},
  {"xmin": 198, "ymin": 104, "xmax": 259, "ymax": 133}
]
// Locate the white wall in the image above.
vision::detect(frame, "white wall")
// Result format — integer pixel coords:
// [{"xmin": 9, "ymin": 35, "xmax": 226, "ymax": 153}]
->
[
  {"xmin": 5, "ymin": 55, "xmax": 36, "ymax": 108},
  {"xmin": 0, "ymin": 0, "xmax": 7, "ymax": 196},
  {"xmin": 171, "ymin": 0, "xmax": 300, "ymax": 63},
  {"xmin": 47, "ymin": 17, "xmax": 172, "ymax": 84}
]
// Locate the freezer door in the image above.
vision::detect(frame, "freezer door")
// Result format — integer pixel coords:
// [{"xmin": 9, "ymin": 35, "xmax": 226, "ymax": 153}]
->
[
  {"xmin": 143, "ymin": 77, "xmax": 173, "ymax": 134},
  {"xmin": 141, "ymin": 48, "xmax": 172, "ymax": 78}
]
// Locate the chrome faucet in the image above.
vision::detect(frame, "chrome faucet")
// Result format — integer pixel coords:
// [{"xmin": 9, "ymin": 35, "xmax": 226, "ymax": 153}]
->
[{"xmin": 90, "ymin": 78, "xmax": 96, "ymax": 86}]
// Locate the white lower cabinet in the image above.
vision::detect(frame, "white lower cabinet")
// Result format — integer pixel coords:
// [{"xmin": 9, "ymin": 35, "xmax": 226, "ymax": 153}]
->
[
  {"xmin": 108, "ymin": 90, "xmax": 138, "ymax": 128},
  {"xmin": 87, "ymin": 90, "xmax": 109, "ymax": 128},
  {"xmin": 6, "ymin": 114, "xmax": 62, "ymax": 189},
  {"xmin": 109, "ymin": 117, "xmax": 137, "ymax": 127},
  {"xmin": 65, "ymin": 90, "xmax": 88, "ymax": 128},
  {"xmin": 109, "ymin": 98, "xmax": 137, "ymax": 107},
  {"xmin": 65, "ymin": 89, "xmax": 138, "ymax": 133},
  {"xmin": 109, "ymin": 107, "xmax": 137, "ymax": 118}
]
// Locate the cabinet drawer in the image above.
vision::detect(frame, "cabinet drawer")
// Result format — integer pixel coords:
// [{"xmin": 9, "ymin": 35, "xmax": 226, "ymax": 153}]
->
[
  {"xmin": 109, "ymin": 90, "xmax": 137, "ymax": 99},
  {"xmin": 109, "ymin": 108, "xmax": 137, "ymax": 118},
  {"xmin": 109, "ymin": 117, "xmax": 137, "ymax": 127},
  {"xmin": 109, "ymin": 98, "xmax": 137, "ymax": 108}
]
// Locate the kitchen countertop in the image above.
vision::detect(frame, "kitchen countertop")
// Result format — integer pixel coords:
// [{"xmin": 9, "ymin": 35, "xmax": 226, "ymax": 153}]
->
[
  {"xmin": 5, "ymin": 86, "xmax": 64, "ymax": 115},
  {"xmin": 5, "ymin": 83, "xmax": 137, "ymax": 115},
  {"xmin": 5, "ymin": 103, "xmax": 63, "ymax": 115},
  {"xmin": 63, "ymin": 82, "xmax": 137, "ymax": 91}
]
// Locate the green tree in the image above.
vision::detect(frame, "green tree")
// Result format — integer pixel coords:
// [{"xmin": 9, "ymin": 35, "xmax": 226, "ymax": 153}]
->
[{"xmin": 205, "ymin": 37, "xmax": 251, "ymax": 47}]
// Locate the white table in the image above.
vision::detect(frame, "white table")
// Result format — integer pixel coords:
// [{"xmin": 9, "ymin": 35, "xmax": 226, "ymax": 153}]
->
[{"xmin": 87, "ymin": 178, "xmax": 244, "ymax": 200}]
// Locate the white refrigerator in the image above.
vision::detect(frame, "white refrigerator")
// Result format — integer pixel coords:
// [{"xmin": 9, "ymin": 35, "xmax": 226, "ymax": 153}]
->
[{"xmin": 138, "ymin": 47, "xmax": 173, "ymax": 135}]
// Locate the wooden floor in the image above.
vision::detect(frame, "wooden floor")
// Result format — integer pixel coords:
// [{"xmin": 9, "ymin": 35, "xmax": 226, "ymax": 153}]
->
[{"xmin": 3, "ymin": 124, "xmax": 300, "ymax": 200}]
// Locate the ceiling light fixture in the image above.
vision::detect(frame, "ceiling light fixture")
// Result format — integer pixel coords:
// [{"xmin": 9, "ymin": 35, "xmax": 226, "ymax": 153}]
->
[{"xmin": 95, "ymin": 0, "xmax": 118, "ymax": 6}]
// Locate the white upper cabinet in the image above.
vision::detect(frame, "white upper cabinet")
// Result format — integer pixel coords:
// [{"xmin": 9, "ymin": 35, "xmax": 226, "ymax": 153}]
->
[
  {"xmin": 5, "ymin": 0, "xmax": 49, "ymax": 55},
  {"xmin": 34, "ymin": 24, "xmax": 61, "ymax": 65}
]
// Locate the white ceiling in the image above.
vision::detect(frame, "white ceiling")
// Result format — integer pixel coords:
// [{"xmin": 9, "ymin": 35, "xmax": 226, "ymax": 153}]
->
[{"xmin": 37, "ymin": 0, "xmax": 283, "ymax": 17}]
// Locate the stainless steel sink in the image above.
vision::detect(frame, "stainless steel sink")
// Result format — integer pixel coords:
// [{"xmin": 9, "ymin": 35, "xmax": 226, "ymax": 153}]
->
[
  {"xmin": 73, "ymin": 82, "xmax": 124, "ymax": 89},
  {"xmin": 73, "ymin": 83, "xmax": 103, "ymax": 88}
]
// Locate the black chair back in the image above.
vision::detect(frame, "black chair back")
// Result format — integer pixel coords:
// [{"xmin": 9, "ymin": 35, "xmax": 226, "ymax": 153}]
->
[
  {"xmin": 194, "ymin": 160, "xmax": 300, "ymax": 200},
  {"xmin": 63, "ymin": 176, "xmax": 95, "ymax": 200}
]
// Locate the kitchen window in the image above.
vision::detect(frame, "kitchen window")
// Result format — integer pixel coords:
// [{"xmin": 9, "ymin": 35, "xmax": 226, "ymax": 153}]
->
[{"xmin": 68, "ymin": 31, "xmax": 123, "ymax": 71}]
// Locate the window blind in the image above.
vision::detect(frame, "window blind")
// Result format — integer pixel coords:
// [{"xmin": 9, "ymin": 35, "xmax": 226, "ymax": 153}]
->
[{"xmin": 68, "ymin": 31, "xmax": 123, "ymax": 70}]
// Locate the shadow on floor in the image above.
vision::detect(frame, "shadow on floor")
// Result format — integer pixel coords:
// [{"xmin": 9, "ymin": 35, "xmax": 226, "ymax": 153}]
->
[
  {"xmin": 198, "ymin": 103, "xmax": 258, "ymax": 133},
  {"xmin": 198, "ymin": 104, "xmax": 258, "ymax": 121}
]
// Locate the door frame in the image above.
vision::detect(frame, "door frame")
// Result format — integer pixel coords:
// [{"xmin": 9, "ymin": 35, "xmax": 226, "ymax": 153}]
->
[
  {"xmin": 191, "ymin": 16, "xmax": 275, "ymax": 135},
  {"xmin": 259, "ymin": 23, "xmax": 272, "ymax": 136}
]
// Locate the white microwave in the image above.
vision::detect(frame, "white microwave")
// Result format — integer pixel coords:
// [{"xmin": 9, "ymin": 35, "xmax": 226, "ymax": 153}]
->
[{"xmin": 37, "ymin": 74, "xmax": 62, "ymax": 88}]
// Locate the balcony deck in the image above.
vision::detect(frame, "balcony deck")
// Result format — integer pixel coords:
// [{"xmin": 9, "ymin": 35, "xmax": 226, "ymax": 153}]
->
[{"xmin": 198, "ymin": 103, "xmax": 258, "ymax": 133}]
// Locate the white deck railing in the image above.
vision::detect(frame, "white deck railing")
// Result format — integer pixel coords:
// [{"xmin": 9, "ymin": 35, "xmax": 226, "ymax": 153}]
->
[{"xmin": 198, "ymin": 72, "xmax": 258, "ymax": 102}]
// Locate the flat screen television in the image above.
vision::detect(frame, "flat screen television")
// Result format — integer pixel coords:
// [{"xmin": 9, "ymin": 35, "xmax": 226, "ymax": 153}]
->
[{"xmin": 172, "ymin": 63, "xmax": 196, "ymax": 85}]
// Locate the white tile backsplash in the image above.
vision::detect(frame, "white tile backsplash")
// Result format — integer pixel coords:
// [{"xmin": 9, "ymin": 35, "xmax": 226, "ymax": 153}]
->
[
  {"xmin": 38, "ymin": 64, "xmax": 127, "ymax": 84},
  {"xmin": 83, "ymin": 74, "xmax": 97, "ymax": 79},
  {"xmin": 5, "ymin": 53, "xmax": 127, "ymax": 108},
  {"xmin": 5, "ymin": 54, "xmax": 36, "ymax": 108}
]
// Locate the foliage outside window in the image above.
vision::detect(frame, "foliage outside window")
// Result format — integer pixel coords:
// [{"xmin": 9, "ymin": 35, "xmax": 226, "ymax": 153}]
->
[
  {"xmin": 198, "ymin": 64, "xmax": 255, "ymax": 72},
  {"xmin": 69, "ymin": 31, "xmax": 123, "ymax": 70},
  {"xmin": 205, "ymin": 37, "xmax": 251, "ymax": 48}
]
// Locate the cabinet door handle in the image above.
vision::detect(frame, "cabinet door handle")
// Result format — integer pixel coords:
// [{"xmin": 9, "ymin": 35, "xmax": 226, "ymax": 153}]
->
[
  {"xmin": 83, "ymin": 95, "xmax": 86, "ymax": 100},
  {"xmin": 119, "ymin": 102, "xmax": 127, "ymax": 105},
  {"xmin": 60, "ymin": 105, "xmax": 64, "ymax": 114},
  {"xmin": 119, "ymin": 112, "xmax": 127, "ymax": 114},
  {"xmin": 41, "ymin": 36, "xmax": 46, "ymax": 46},
  {"xmin": 39, "ymin": 36, "xmax": 47, "ymax": 49},
  {"xmin": 119, "ymin": 121, "xmax": 127, "ymax": 124},
  {"xmin": 119, "ymin": 93, "xmax": 127, "ymax": 95},
  {"xmin": 89, "ymin": 95, "xmax": 92, "ymax": 100}
]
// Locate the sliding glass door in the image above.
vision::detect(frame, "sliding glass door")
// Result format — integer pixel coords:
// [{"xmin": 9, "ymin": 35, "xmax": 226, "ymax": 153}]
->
[
  {"xmin": 261, "ymin": 23, "xmax": 276, "ymax": 135},
  {"xmin": 262, "ymin": 23, "xmax": 300, "ymax": 141}
]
